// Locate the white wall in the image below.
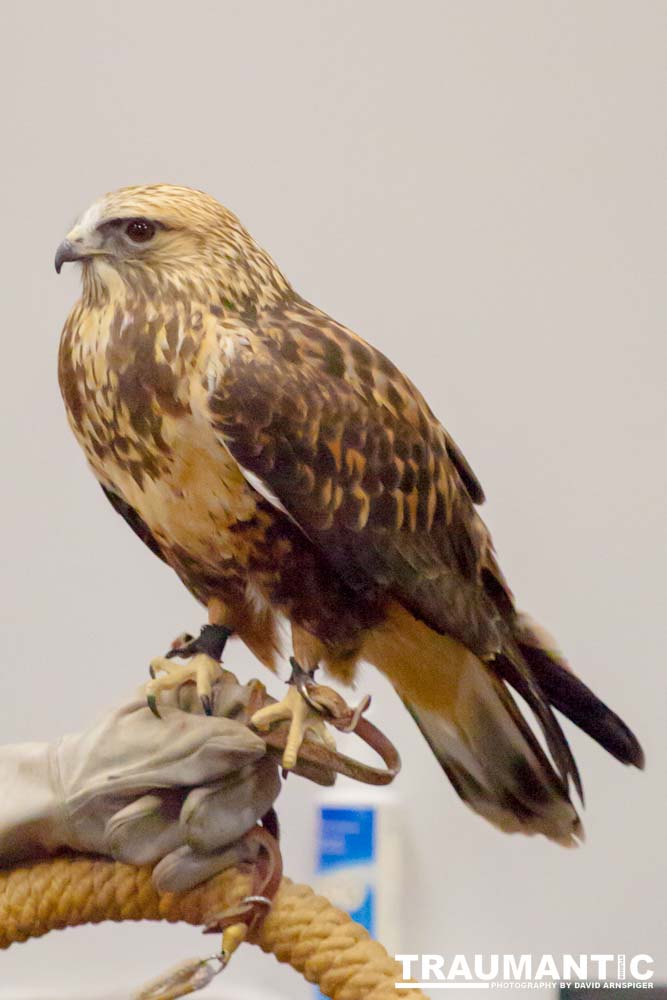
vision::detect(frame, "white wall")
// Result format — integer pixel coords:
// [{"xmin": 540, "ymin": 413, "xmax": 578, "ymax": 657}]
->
[{"xmin": 0, "ymin": 2, "xmax": 664, "ymax": 997}]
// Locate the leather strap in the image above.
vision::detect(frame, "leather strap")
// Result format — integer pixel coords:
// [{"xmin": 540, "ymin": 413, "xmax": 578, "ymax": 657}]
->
[{"xmin": 245, "ymin": 680, "xmax": 401, "ymax": 786}]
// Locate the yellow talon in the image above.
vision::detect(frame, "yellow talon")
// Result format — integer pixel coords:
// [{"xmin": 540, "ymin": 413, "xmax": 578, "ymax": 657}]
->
[
  {"xmin": 251, "ymin": 684, "xmax": 336, "ymax": 769},
  {"xmin": 146, "ymin": 653, "xmax": 223, "ymax": 716}
]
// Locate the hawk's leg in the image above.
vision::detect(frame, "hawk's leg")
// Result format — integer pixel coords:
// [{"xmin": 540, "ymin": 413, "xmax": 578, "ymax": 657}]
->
[
  {"xmin": 165, "ymin": 624, "xmax": 232, "ymax": 662},
  {"xmin": 146, "ymin": 623, "xmax": 233, "ymax": 718},
  {"xmin": 251, "ymin": 657, "xmax": 337, "ymax": 770}
]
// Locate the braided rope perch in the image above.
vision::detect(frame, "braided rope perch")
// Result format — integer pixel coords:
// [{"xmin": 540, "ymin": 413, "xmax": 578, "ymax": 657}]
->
[{"xmin": 0, "ymin": 855, "xmax": 424, "ymax": 1000}]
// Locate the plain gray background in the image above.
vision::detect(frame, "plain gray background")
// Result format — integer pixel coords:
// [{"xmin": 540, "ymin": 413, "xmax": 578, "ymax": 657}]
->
[{"xmin": 1, "ymin": 2, "xmax": 665, "ymax": 997}]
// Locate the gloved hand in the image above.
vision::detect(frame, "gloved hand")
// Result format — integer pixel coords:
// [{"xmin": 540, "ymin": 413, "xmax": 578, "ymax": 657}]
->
[{"xmin": 0, "ymin": 674, "xmax": 280, "ymax": 893}]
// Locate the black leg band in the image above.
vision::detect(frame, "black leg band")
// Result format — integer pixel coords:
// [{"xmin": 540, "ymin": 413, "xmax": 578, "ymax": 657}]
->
[
  {"xmin": 198, "ymin": 624, "xmax": 233, "ymax": 660},
  {"xmin": 166, "ymin": 624, "xmax": 233, "ymax": 662}
]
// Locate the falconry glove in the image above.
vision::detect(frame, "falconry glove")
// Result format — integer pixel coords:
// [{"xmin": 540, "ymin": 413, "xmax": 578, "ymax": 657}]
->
[{"xmin": 0, "ymin": 677, "xmax": 280, "ymax": 892}]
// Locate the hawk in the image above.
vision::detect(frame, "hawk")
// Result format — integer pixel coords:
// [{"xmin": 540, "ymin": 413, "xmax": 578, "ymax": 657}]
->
[{"xmin": 55, "ymin": 185, "xmax": 643, "ymax": 844}]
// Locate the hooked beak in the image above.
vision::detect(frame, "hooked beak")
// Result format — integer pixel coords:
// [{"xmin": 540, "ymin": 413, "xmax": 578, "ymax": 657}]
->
[{"xmin": 54, "ymin": 239, "xmax": 91, "ymax": 274}]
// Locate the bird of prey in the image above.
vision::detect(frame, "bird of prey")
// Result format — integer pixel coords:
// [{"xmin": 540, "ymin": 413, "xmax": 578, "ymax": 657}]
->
[{"xmin": 55, "ymin": 184, "xmax": 643, "ymax": 845}]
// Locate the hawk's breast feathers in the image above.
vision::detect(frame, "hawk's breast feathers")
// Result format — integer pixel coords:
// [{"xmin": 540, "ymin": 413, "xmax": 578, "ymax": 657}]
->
[{"xmin": 59, "ymin": 287, "xmax": 508, "ymax": 657}]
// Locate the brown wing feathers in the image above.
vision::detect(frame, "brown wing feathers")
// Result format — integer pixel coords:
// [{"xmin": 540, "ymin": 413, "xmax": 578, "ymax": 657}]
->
[
  {"xmin": 209, "ymin": 302, "xmax": 504, "ymax": 656},
  {"xmin": 498, "ymin": 639, "xmax": 645, "ymax": 770},
  {"xmin": 209, "ymin": 303, "xmax": 592, "ymax": 798}
]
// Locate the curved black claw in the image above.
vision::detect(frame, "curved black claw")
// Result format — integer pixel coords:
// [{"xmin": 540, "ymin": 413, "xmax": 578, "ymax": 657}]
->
[
  {"xmin": 201, "ymin": 694, "xmax": 213, "ymax": 717},
  {"xmin": 147, "ymin": 693, "xmax": 161, "ymax": 719},
  {"xmin": 288, "ymin": 656, "xmax": 322, "ymax": 712},
  {"xmin": 166, "ymin": 624, "xmax": 233, "ymax": 662}
]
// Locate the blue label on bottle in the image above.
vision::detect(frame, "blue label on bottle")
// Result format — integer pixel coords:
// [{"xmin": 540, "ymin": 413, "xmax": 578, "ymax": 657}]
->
[
  {"xmin": 317, "ymin": 806, "xmax": 375, "ymax": 871},
  {"xmin": 315, "ymin": 807, "xmax": 376, "ymax": 999}
]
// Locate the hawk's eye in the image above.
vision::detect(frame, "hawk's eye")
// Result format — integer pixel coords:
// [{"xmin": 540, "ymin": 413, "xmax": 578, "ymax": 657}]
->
[{"xmin": 125, "ymin": 219, "xmax": 156, "ymax": 244}]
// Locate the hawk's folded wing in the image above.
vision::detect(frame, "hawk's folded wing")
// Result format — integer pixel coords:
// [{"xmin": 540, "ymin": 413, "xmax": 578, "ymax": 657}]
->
[{"xmin": 206, "ymin": 306, "xmax": 510, "ymax": 657}]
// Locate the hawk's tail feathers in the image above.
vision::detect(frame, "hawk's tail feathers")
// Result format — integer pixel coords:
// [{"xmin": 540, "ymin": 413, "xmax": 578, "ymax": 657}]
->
[
  {"xmin": 401, "ymin": 664, "xmax": 584, "ymax": 847},
  {"xmin": 363, "ymin": 604, "xmax": 584, "ymax": 844},
  {"xmin": 363, "ymin": 602, "xmax": 643, "ymax": 844}
]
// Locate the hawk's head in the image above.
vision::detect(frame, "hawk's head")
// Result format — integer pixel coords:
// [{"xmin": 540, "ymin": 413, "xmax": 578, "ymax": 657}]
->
[{"xmin": 55, "ymin": 184, "xmax": 290, "ymax": 308}]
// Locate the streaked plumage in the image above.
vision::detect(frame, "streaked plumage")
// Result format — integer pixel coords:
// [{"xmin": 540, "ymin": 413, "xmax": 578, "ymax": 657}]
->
[{"xmin": 57, "ymin": 184, "xmax": 643, "ymax": 844}]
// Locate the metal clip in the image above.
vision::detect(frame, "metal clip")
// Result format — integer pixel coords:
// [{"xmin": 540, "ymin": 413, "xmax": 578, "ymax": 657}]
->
[{"xmin": 133, "ymin": 954, "xmax": 225, "ymax": 1000}]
